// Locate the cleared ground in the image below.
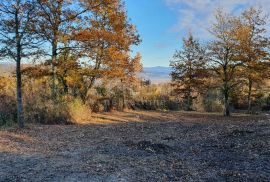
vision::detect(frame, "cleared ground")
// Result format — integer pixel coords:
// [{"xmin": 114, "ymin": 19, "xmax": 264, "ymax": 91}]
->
[{"xmin": 0, "ymin": 111, "xmax": 269, "ymax": 181}]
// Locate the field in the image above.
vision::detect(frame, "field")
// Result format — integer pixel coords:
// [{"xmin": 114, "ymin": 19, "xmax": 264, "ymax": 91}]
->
[{"xmin": 0, "ymin": 111, "xmax": 270, "ymax": 181}]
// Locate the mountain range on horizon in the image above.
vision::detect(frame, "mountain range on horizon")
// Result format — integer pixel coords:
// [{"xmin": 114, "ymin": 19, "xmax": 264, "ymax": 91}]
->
[
  {"xmin": 0, "ymin": 63, "xmax": 171, "ymax": 83},
  {"xmin": 140, "ymin": 66, "xmax": 172, "ymax": 83}
]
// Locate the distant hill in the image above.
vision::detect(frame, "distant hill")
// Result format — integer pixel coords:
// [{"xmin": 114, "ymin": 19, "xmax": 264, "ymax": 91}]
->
[
  {"xmin": 139, "ymin": 66, "xmax": 172, "ymax": 84},
  {"xmin": 0, "ymin": 62, "xmax": 15, "ymax": 76},
  {"xmin": 0, "ymin": 63, "xmax": 173, "ymax": 84}
]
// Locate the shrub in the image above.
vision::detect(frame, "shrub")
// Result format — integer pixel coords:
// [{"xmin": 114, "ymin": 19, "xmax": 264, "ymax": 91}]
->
[
  {"xmin": 68, "ymin": 99, "xmax": 91, "ymax": 124},
  {"xmin": 24, "ymin": 98, "xmax": 71, "ymax": 124},
  {"xmin": 204, "ymin": 100, "xmax": 224, "ymax": 113},
  {"xmin": 0, "ymin": 94, "xmax": 16, "ymax": 126},
  {"xmin": 0, "ymin": 77, "xmax": 16, "ymax": 126},
  {"xmin": 23, "ymin": 79, "xmax": 71, "ymax": 124}
]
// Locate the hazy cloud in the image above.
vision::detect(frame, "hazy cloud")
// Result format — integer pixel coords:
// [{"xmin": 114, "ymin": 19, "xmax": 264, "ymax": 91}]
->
[
  {"xmin": 155, "ymin": 42, "xmax": 171, "ymax": 49},
  {"xmin": 165, "ymin": 0, "xmax": 270, "ymax": 39}
]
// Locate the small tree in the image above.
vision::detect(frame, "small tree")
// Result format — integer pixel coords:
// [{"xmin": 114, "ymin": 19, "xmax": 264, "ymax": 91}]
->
[
  {"xmin": 170, "ymin": 33, "xmax": 207, "ymax": 111},
  {"xmin": 0, "ymin": 0, "xmax": 39, "ymax": 128}
]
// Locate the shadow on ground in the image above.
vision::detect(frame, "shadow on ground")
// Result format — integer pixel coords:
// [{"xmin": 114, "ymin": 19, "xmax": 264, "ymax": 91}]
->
[{"xmin": 0, "ymin": 111, "xmax": 269, "ymax": 181}]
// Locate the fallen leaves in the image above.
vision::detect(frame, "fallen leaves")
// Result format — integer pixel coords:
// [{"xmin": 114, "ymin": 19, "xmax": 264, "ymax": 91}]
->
[{"xmin": 0, "ymin": 111, "xmax": 269, "ymax": 181}]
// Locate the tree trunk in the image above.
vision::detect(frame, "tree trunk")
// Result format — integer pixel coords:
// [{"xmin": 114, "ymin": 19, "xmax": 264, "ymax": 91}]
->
[
  {"xmin": 60, "ymin": 77, "xmax": 69, "ymax": 94},
  {"xmin": 187, "ymin": 91, "xmax": 192, "ymax": 111},
  {"xmin": 122, "ymin": 94, "xmax": 125, "ymax": 111},
  {"xmin": 51, "ymin": 41, "xmax": 57, "ymax": 99},
  {"xmin": 109, "ymin": 98, "xmax": 113, "ymax": 111},
  {"xmin": 16, "ymin": 53, "xmax": 24, "ymax": 128},
  {"xmin": 187, "ymin": 60, "xmax": 193, "ymax": 111},
  {"xmin": 15, "ymin": 3, "xmax": 24, "ymax": 128},
  {"xmin": 118, "ymin": 97, "xmax": 124, "ymax": 112},
  {"xmin": 223, "ymin": 62, "xmax": 230, "ymax": 117},
  {"xmin": 247, "ymin": 79, "xmax": 252, "ymax": 114},
  {"xmin": 224, "ymin": 89, "xmax": 230, "ymax": 116}
]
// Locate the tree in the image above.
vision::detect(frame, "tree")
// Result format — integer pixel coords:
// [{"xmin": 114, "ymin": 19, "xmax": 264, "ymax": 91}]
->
[
  {"xmin": 35, "ymin": 0, "xmax": 101, "ymax": 99},
  {"xmin": 234, "ymin": 7, "xmax": 270, "ymax": 113},
  {"xmin": 110, "ymin": 52, "xmax": 142, "ymax": 111},
  {"xmin": 207, "ymin": 10, "xmax": 242, "ymax": 116},
  {"xmin": 73, "ymin": 0, "xmax": 141, "ymax": 102},
  {"xmin": 170, "ymin": 33, "xmax": 207, "ymax": 111},
  {"xmin": 0, "ymin": 0, "xmax": 39, "ymax": 128}
]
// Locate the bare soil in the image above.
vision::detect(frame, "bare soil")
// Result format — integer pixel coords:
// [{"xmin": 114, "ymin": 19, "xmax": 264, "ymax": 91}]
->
[{"xmin": 0, "ymin": 111, "xmax": 269, "ymax": 181}]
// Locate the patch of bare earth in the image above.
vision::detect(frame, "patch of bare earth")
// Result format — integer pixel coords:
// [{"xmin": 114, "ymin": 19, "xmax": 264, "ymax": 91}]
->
[{"xmin": 0, "ymin": 111, "xmax": 269, "ymax": 181}]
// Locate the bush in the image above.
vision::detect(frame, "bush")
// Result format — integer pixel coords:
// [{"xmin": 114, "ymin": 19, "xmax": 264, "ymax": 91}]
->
[
  {"xmin": 204, "ymin": 100, "xmax": 224, "ymax": 113},
  {"xmin": 166, "ymin": 100, "xmax": 181, "ymax": 111},
  {"xmin": 22, "ymin": 79, "xmax": 69, "ymax": 124},
  {"xmin": 24, "ymin": 98, "xmax": 71, "ymax": 124},
  {"xmin": 0, "ymin": 77, "xmax": 92, "ymax": 125},
  {"xmin": 0, "ymin": 94, "xmax": 16, "ymax": 126},
  {"xmin": 25, "ymin": 98, "xmax": 92, "ymax": 125},
  {"xmin": 0, "ymin": 77, "xmax": 16, "ymax": 126},
  {"xmin": 202, "ymin": 89, "xmax": 224, "ymax": 113},
  {"xmin": 68, "ymin": 99, "xmax": 91, "ymax": 124},
  {"xmin": 134, "ymin": 99, "xmax": 180, "ymax": 111}
]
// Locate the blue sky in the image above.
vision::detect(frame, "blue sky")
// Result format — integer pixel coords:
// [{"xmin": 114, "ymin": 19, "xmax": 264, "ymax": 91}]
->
[
  {"xmin": 126, "ymin": 0, "xmax": 180, "ymax": 67},
  {"xmin": 125, "ymin": 0, "xmax": 270, "ymax": 67}
]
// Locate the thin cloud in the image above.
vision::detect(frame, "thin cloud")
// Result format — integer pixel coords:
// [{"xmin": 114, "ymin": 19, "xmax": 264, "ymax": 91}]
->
[
  {"xmin": 155, "ymin": 42, "xmax": 171, "ymax": 49},
  {"xmin": 165, "ymin": 0, "xmax": 270, "ymax": 39}
]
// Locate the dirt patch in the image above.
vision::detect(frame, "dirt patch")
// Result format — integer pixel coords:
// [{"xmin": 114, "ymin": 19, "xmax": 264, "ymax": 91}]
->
[
  {"xmin": 124, "ymin": 140, "xmax": 173, "ymax": 154},
  {"xmin": 0, "ymin": 111, "xmax": 269, "ymax": 181},
  {"xmin": 226, "ymin": 129, "xmax": 255, "ymax": 137}
]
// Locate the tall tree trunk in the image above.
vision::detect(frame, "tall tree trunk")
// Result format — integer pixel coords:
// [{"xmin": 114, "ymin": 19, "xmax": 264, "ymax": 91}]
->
[
  {"xmin": 223, "ymin": 62, "xmax": 230, "ymax": 117},
  {"xmin": 247, "ymin": 79, "xmax": 252, "ymax": 114},
  {"xmin": 118, "ymin": 79, "xmax": 125, "ymax": 112},
  {"xmin": 187, "ymin": 64, "xmax": 192, "ymax": 111},
  {"xmin": 60, "ymin": 76, "xmax": 69, "ymax": 94},
  {"xmin": 16, "ymin": 52, "xmax": 24, "ymax": 128},
  {"xmin": 15, "ymin": 2, "xmax": 24, "ymax": 128},
  {"xmin": 224, "ymin": 88, "xmax": 230, "ymax": 116},
  {"xmin": 51, "ymin": 41, "xmax": 57, "ymax": 100},
  {"xmin": 122, "ymin": 94, "xmax": 126, "ymax": 110},
  {"xmin": 187, "ymin": 87, "xmax": 192, "ymax": 111}
]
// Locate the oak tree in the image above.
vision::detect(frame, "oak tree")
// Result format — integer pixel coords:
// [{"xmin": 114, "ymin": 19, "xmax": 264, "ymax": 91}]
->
[
  {"xmin": 208, "ymin": 10, "xmax": 242, "ymax": 116},
  {"xmin": 35, "ymin": 0, "xmax": 101, "ymax": 99},
  {"xmin": 73, "ymin": 0, "xmax": 141, "ymax": 102},
  {"xmin": 234, "ymin": 7, "xmax": 270, "ymax": 113}
]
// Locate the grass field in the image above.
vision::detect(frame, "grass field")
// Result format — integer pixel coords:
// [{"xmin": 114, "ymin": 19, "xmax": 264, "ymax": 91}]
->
[{"xmin": 0, "ymin": 111, "xmax": 269, "ymax": 181}]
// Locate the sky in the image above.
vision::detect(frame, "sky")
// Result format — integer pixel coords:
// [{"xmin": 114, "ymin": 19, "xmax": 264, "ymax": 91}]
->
[{"xmin": 125, "ymin": 0, "xmax": 270, "ymax": 67}]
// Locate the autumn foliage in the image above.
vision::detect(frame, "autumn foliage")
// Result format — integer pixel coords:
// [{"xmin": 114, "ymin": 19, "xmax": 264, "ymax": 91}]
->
[
  {"xmin": 171, "ymin": 7, "xmax": 270, "ymax": 115},
  {"xmin": 0, "ymin": 0, "xmax": 142, "ymax": 127}
]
